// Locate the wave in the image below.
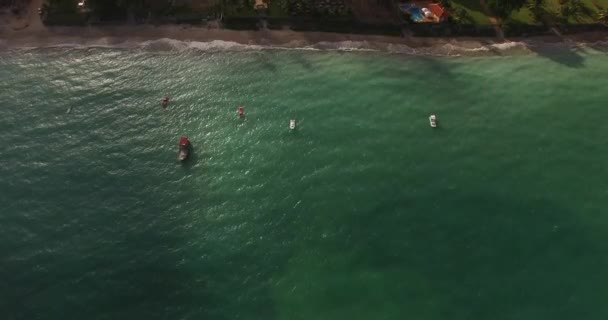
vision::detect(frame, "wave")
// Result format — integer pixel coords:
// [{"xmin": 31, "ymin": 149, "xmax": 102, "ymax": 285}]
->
[
  {"xmin": 140, "ymin": 38, "xmax": 266, "ymax": 51},
  {"xmin": 137, "ymin": 38, "xmax": 530, "ymax": 56},
  {"xmin": 139, "ymin": 38, "xmax": 381, "ymax": 53},
  {"xmin": 2, "ymin": 36, "xmax": 606, "ymax": 56}
]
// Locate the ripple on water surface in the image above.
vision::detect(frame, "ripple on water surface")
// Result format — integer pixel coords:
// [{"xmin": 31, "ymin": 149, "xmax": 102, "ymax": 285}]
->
[{"xmin": 1, "ymin": 48, "xmax": 608, "ymax": 320}]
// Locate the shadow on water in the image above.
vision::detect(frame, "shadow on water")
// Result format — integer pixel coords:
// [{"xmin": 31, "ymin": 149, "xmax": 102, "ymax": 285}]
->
[
  {"xmin": 254, "ymin": 51, "xmax": 315, "ymax": 73},
  {"xmin": 255, "ymin": 52, "xmax": 279, "ymax": 73},
  {"xmin": 527, "ymin": 43, "xmax": 586, "ymax": 68},
  {"xmin": 386, "ymin": 55, "xmax": 481, "ymax": 114},
  {"xmin": 289, "ymin": 52, "xmax": 314, "ymax": 71},
  {"xmin": 275, "ymin": 190, "xmax": 608, "ymax": 319},
  {"xmin": 415, "ymin": 36, "xmax": 586, "ymax": 69},
  {"xmin": 0, "ymin": 152, "xmax": 217, "ymax": 320}
]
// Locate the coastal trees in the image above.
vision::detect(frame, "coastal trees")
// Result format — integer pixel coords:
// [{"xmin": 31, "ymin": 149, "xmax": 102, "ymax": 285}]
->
[
  {"xmin": 526, "ymin": 0, "xmax": 546, "ymax": 24},
  {"xmin": 86, "ymin": 0, "xmax": 173, "ymax": 20},
  {"xmin": 599, "ymin": 7, "xmax": 608, "ymax": 25},
  {"xmin": 450, "ymin": 7, "xmax": 475, "ymax": 24},
  {"xmin": 558, "ymin": 0, "xmax": 586, "ymax": 22},
  {"xmin": 87, "ymin": 0, "xmax": 129, "ymax": 19},
  {"xmin": 486, "ymin": 0, "xmax": 527, "ymax": 18},
  {"xmin": 143, "ymin": 0, "xmax": 172, "ymax": 14},
  {"xmin": 0, "ymin": 0, "xmax": 30, "ymax": 11},
  {"xmin": 46, "ymin": 0, "xmax": 79, "ymax": 13}
]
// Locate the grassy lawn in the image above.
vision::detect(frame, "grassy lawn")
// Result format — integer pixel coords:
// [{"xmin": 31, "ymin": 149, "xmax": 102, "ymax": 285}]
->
[
  {"xmin": 509, "ymin": 0, "xmax": 608, "ymax": 25},
  {"xmin": 510, "ymin": 6, "xmax": 540, "ymax": 25},
  {"xmin": 268, "ymin": 0, "xmax": 289, "ymax": 17},
  {"xmin": 451, "ymin": 0, "xmax": 492, "ymax": 25}
]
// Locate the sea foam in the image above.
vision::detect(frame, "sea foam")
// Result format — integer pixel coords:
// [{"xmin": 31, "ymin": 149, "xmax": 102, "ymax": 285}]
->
[{"xmin": 2, "ymin": 36, "xmax": 604, "ymax": 56}]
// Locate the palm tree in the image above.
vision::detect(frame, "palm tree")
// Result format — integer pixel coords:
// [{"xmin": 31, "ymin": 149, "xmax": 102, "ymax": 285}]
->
[
  {"xmin": 526, "ymin": 0, "xmax": 545, "ymax": 24},
  {"xmin": 487, "ymin": 0, "xmax": 527, "ymax": 19},
  {"xmin": 599, "ymin": 8, "xmax": 608, "ymax": 25},
  {"xmin": 558, "ymin": 0, "xmax": 584, "ymax": 22}
]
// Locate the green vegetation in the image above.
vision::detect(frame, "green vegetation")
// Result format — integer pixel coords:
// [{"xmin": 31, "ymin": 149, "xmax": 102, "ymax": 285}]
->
[
  {"xmin": 222, "ymin": 0, "xmax": 257, "ymax": 17},
  {"xmin": 510, "ymin": 5, "xmax": 538, "ymax": 24},
  {"xmin": 557, "ymin": 0, "xmax": 605, "ymax": 23},
  {"xmin": 42, "ymin": 0, "xmax": 86, "ymax": 25},
  {"xmin": 39, "ymin": 0, "xmax": 608, "ymax": 33},
  {"xmin": 446, "ymin": 0, "xmax": 492, "ymax": 24},
  {"xmin": 268, "ymin": 0, "xmax": 289, "ymax": 17},
  {"xmin": 506, "ymin": 0, "xmax": 608, "ymax": 25},
  {"xmin": 44, "ymin": 0, "xmax": 220, "ymax": 22},
  {"xmin": 287, "ymin": 0, "xmax": 351, "ymax": 17},
  {"xmin": 445, "ymin": 0, "xmax": 608, "ymax": 27},
  {"xmin": 221, "ymin": 0, "xmax": 289, "ymax": 18},
  {"xmin": 599, "ymin": 7, "xmax": 608, "ymax": 24},
  {"xmin": 486, "ymin": 0, "xmax": 527, "ymax": 18},
  {"xmin": 45, "ymin": 0, "xmax": 79, "ymax": 13}
]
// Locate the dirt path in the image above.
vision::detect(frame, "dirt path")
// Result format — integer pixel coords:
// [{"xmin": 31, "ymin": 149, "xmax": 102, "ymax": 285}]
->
[{"xmin": 479, "ymin": 0, "xmax": 504, "ymax": 40}]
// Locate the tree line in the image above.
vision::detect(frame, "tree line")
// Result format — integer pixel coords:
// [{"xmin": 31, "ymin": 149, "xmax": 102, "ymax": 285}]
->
[
  {"xmin": 444, "ymin": 0, "xmax": 599, "ymax": 22},
  {"xmin": 487, "ymin": 0, "xmax": 602, "ymax": 23},
  {"xmin": 43, "ymin": 0, "xmax": 178, "ymax": 18},
  {"xmin": 86, "ymin": 0, "xmax": 173, "ymax": 12}
]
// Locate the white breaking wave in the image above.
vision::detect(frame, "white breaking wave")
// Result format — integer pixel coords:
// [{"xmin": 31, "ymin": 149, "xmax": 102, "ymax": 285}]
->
[
  {"xmin": 139, "ymin": 38, "xmax": 379, "ymax": 52},
  {"xmin": 2, "ymin": 37, "xmax": 606, "ymax": 56},
  {"xmin": 308, "ymin": 41, "xmax": 380, "ymax": 52},
  {"xmin": 135, "ymin": 38, "xmax": 531, "ymax": 56},
  {"xmin": 140, "ymin": 38, "xmax": 266, "ymax": 51}
]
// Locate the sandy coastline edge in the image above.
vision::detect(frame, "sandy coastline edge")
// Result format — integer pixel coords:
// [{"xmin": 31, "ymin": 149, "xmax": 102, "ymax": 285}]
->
[{"xmin": 2, "ymin": 25, "xmax": 608, "ymax": 54}]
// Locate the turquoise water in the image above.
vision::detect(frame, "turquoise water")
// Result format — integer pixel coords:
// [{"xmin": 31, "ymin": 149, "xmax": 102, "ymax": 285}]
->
[{"xmin": 2, "ymin": 45, "xmax": 608, "ymax": 320}]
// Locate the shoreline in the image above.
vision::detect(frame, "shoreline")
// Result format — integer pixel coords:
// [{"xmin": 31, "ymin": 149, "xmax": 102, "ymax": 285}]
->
[
  {"xmin": 2, "ymin": 0, "xmax": 608, "ymax": 54},
  {"xmin": 2, "ymin": 24, "xmax": 608, "ymax": 54}
]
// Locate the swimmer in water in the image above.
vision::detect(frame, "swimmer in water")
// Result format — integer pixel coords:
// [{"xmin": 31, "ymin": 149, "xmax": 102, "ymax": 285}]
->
[
  {"xmin": 237, "ymin": 106, "xmax": 244, "ymax": 118},
  {"xmin": 161, "ymin": 96, "xmax": 170, "ymax": 109}
]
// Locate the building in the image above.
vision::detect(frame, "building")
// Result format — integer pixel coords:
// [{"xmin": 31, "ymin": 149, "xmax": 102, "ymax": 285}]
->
[{"xmin": 398, "ymin": 1, "xmax": 447, "ymax": 23}]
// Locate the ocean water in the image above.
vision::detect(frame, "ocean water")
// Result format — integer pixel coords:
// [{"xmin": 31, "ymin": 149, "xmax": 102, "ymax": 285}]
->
[{"xmin": 2, "ymin": 42, "xmax": 608, "ymax": 320}]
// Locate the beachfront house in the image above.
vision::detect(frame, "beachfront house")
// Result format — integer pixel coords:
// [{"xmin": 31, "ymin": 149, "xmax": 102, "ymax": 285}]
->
[{"xmin": 398, "ymin": 1, "xmax": 447, "ymax": 23}]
